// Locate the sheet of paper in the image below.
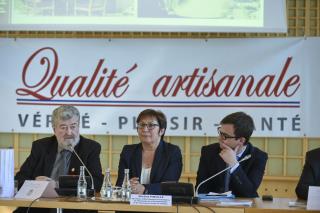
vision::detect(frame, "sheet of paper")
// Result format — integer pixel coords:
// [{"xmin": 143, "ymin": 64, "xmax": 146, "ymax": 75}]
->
[
  {"xmin": 288, "ymin": 201, "xmax": 306, "ymax": 208},
  {"xmin": 207, "ymin": 191, "xmax": 232, "ymax": 196},
  {"xmin": 307, "ymin": 186, "xmax": 320, "ymax": 210},
  {"xmin": 42, "ymin": 180, "xmax": 58, "ymax": 198},
  {"xmin": 217, "ymin": 200, "xmax": 252, "ymax": 207},
  {"xmin": 198, "ymin": 190, "xmax": 234, "ymax": 201},
  {"xmin": 14, "ymin": 180, "xmax": 58, "ymax": 200}
]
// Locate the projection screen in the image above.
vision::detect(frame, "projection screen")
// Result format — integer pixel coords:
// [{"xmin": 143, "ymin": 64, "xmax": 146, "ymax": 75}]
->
[{"xmin": 0, "ymin": 0, "xmax": 287, "ymax": 33}]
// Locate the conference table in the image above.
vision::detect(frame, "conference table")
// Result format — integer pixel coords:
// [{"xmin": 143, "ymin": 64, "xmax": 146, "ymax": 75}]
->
[{"xmin": 0, "ymin": 197, "xmax": 318, "ymax": 213}]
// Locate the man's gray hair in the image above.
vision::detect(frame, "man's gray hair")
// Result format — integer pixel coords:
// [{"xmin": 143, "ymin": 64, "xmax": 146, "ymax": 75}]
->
[{"xmin": 52, "ymin": 105, "xmax": 80, "ymax": 127}]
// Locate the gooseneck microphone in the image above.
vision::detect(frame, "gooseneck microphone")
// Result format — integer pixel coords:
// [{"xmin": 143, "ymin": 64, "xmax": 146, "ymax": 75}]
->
[
  {"xmin": 67, "ymin": 144, "xmax": 95, "ymax": 191},
  {"xmin": 195, "ymin": 154, "xmax": 251, "ymax": 197}
]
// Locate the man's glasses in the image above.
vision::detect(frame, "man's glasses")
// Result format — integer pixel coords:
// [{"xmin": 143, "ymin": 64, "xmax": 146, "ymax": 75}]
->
[
  {"xmin": 217, "ymin": 127, "xmax": 238, "ymax": 140},
  {"xmin": 137, "ymin": 123, "xmax": 159, "ymax": 130}
]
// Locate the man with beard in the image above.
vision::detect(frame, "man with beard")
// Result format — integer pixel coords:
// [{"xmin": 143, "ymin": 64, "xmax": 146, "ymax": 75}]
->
[{"xmin": 14, "ymin": 105, "xmax": 103, "ymax": 213}]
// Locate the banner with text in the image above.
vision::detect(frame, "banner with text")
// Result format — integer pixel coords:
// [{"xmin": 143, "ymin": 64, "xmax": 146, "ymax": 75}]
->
[{"xmin": 1, "ymin": 37, "xmax": 318, "ymax": 137}]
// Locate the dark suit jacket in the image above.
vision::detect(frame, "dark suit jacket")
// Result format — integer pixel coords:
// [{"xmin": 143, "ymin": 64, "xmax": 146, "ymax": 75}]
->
[
  {"xmin": 116, "ymin": 140, "xmax": 182, "ymax": 194},
  {"xmin": 196, "ymin": 142, "xmax": 268, "ymax": 198},
  {"xmin": 14, "ymin": 135, "xmax": 103, "ymax": 213},
  {"xmin": 295, "ymin": 148, "xmax": 320, "ymax": 200},
  {"xmin": 15, "ymin": 135, "xmax": 103, "ymax": 190}
]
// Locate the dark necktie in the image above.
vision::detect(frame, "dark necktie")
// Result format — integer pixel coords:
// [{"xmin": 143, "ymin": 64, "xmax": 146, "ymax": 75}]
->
[
  {"xmin": 224, "ymin": 167, "xmax": 231, "ymax": 192},
  {"xmin": 51, "ymin": 149, "xmax": 71, "ymax": 181},
  {"xmin": 59, "ymin": 149, "xmax": 70, "ymax": 175},
  {"xmin": 224, "ymin": 156, "xmax": 240, "ymax": 192}
]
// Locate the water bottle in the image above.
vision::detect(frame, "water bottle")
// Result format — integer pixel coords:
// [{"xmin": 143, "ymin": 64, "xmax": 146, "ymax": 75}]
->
[
  {"xmin": 100, "ymin": 168, "xmax": 113, "ymax": 199},
  {"xmin": 121, "ymin": 169, "xmax": 131, "ymax": 201},
  {"xmin": 77, "ymin": 166, "xmax": 87, "ymax": 199}
]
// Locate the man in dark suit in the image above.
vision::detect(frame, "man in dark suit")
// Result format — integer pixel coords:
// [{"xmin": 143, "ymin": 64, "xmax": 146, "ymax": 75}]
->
[
  {"xmin": 296, "ymin": 147, "xmax": 320, "ymax": 200},
  {"xmin": 116, "ymin": 109, "xmax": 182, "ymax": 194},
  {"xmin": 196, "ymin": 112, "xmax": 268, "ymax": 198},
  {"xmin": 14, "ymin": 105, "xmax": 103, "ymax": 213}
]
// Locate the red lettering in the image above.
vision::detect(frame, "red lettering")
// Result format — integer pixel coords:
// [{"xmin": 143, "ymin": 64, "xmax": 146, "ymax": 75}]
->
[
  {"xmin": 16, "ymin": 48, "xmax": 137, "ymax": 99},
  {"xmin": 16, "ymin": 47, "xmax": 58, "ymax": 100},
  {"xmin": 152, "ymin": 57, "xmax": 300, "ymax": 98}
]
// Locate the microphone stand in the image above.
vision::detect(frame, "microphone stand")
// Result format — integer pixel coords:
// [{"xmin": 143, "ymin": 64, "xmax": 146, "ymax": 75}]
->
[
  {"xmin": 195, "ymin": 154, "xmax": 251, "ymax": 197},
  {"xmin": 67, "ymin": 145, "xmax": 95, "ymax": 193}
]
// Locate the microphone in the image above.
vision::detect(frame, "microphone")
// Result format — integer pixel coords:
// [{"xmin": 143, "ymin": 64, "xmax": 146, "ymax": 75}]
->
[
  {"xmin": 195, "ymin": 154, "xmax": 251, "ymax": 197},
  {"xmin": 66, "ymin": 144, "xmax": 95, "ymax": 191}
]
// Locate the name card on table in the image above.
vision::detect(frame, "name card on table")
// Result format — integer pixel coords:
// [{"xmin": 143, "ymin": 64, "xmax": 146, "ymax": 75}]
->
[
  {"xmin": 130, "ymin": 194, "xmax": 172, "ymax": 206},
  {"xmin": 307, "ymin": 186, "xmax": 320, "ymax": 210},
  {"xmin": 15, "ymin": 180, "xmax": 58, "ymax": 200}
]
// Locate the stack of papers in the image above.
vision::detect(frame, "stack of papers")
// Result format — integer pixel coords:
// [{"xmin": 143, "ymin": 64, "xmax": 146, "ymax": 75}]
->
[
  {"xmin": 217, "ymin": 200, "xmax": 253, "ymax": 207},
  {"xmin": 288, "ymin": 201, "xmax": 306, "ymax": 208},
  {"xmin": 0, "ymin": 148, "xmax": 14, "ymax": 198},
  {"xmin": 198, "ymin": 191, "xmax": 235, "ymax": 201},
  {"xmin": 197, "ymin": 191, "xmax": 252, "ymax": 206}
]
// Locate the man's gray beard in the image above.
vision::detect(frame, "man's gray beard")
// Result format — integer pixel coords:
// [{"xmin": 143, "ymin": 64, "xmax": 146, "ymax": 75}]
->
[
  {"xmin": 65, "ymin": 136, "xmax": 80, "ymax": 148},
  {"xmin": 64, "ymin": 138, "xmax": 74, "ymax": 145}
]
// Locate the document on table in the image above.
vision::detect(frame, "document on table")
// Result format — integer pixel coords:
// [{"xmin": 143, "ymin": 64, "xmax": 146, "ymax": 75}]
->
[
  {"xmin": 15, "ymin": 180, "xmax": 58, "ymax": 200},
  {"xmin": 207, "ymin": 191, "xmax": 233, "ymax": 196},
  {"xmin": 216, "ymin": 200, "xmax": 253, "ymax": 207},
  {"xmin": 198, "ymin": 191, "xmax": 235, "ymax": 201},
  {"xmin": 288, "ymin": 201, "xmax": 306, "ymax": 208}
]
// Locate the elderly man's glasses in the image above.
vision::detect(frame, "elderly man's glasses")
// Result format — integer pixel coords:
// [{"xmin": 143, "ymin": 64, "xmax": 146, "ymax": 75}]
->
[
  {"xmin": 217, "ymin": 127, "xmax": 238, "ymax": 140},
  {"xmin": 137, "ymin": 123, "xmax": 159, "ymax": 130}
]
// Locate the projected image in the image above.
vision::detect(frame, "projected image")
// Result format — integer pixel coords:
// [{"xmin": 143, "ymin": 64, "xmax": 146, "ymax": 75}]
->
[
  {"xmin": 141, "ymin": 0, "xmax": 262, "ymax": 19},
  {"xmin": 12, "ymin": 0, "xmax": 136, "ymax": 18},
  {"xmin": 185, "ymin": 0, "xmax": 260, "ymax": 19},
  {"xmin": 10, "ymin": 0, "xmax": 262, "ymax": 25},
  {"xmin": 0, "ymin": 0, "xmax": 8, "ymax": 13},
  {"xmin": 10, "ymin": 0, "xmax": 262, "ymax": 19},
  {"xmin": 0, "ymin": 0, "xmax": 288, "ymax": 32},
  {"xmin": 0, "ymin": 0, "xmax": 9, "ymax": 23}
]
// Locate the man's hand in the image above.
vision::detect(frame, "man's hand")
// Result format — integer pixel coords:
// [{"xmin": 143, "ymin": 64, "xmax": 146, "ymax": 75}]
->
[
  {"xmin": 35, "ymin": 176, "xmax": 52, "ymax": 181},
  {"xmin": 219, "ymin": 143, "xmax": 240, "ymax": 166}
]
